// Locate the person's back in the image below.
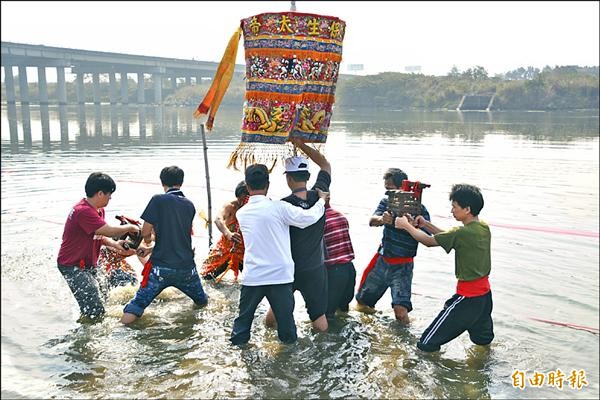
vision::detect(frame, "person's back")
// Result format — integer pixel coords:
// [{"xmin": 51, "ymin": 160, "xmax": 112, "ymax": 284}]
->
[
  {"xmin": 230, "ymin": 163, "xmax": 327, "ymax": 345},
  {"xmin": 274, "ymin": 142, "xmax": 332, "ymax": 332},
  {"xmin": 324, "ymin": 206, "xmax": 355, "ymax": 266},
  {"xmin": 237, "ymin": 196, "xmax": 305, "ymax": 286},
  {"xmin": 121, "ymin": 166, "xmax": 208, "ymax": 325},
  {"xmin": 282, "ymin": 185, "xmax": 328, "ymax": 272},
  {"xmin": 323, "ymin": 203, "xmax": 356, "ymax": 319},
  {"xmin": 144, "ymin": 188, "xmax": 195, "ymax": 268}
]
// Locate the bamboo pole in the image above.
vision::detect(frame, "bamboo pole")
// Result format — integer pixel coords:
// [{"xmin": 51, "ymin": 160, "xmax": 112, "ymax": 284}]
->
[{"xmin": 200, "ymin": 123, "xmax": 213, "ymax": 248}]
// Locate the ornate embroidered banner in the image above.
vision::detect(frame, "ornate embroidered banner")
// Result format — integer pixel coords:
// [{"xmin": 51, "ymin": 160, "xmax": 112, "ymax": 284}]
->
[
  {"xmin": 241, "ymin": 12, "xmax": 345, "ymax": 144},
  {"xmin": 195, "ymin": 12, "xmax": 346, "ymax": 169}
]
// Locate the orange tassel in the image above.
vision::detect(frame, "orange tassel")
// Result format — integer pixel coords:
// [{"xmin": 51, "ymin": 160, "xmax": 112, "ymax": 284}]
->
[{"xmin": 194, "ymin": 27, "xmax": 242, "ymax": 131}]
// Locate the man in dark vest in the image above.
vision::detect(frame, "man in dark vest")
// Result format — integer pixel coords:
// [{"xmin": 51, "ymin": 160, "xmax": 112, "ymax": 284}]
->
[{"xmin": 265, "ymin": 138, "xmax": 331, "ymax": 331}]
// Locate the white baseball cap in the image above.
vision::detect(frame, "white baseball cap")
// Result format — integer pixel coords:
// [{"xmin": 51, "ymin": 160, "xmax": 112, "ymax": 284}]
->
[{"xmin": 284, "ymin": 156, "xmax": 310, "ymax": 173}]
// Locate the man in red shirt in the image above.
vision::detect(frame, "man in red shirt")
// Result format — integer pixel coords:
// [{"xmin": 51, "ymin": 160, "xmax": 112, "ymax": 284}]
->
[{"xmin": 57, "ymin": 172, "xmax": 140, "ymax": 319}]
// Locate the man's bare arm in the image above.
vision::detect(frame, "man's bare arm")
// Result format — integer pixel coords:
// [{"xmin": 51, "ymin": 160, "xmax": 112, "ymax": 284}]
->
[
  {"xmin": 141, "ymin": 221, "xmax": 154, "ymax": 244},
  {"xmin": 395, "ymin": 216, "xmax": 439, "ymax": 247},
  {"xmin": 96, "ymin": 223, "xmax": 139, "ymax": 238},
  {"xmin": 291, "ymin": 138, "xmax": 331, "ymax": 174}
]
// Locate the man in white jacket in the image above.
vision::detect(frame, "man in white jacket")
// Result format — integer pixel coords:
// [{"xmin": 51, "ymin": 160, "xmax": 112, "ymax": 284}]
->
[{"xmin": 230, "ymin": 164, "xmax": 328, "ymax": 345}]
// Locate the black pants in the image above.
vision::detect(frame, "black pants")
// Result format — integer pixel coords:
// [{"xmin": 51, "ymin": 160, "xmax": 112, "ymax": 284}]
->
[
  {"xmin": 417, "ymin": 291, "xmax": 494, "ymax": 352},
  {"xmin": 230, "ymin": 283, "xmax": 297, "ymax": 345},
  {"xmin": 293, "ymin": 265, "xmax": 328, "ymax": 322},
  {"xmin": 326, "ymin": 262, "xmax": 356, "ymax": 319}
]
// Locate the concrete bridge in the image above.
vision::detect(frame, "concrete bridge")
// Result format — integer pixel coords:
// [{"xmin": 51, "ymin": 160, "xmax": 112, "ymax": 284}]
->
[
  {"xmin": 1, "ymin": 41, "xmax": 245, "ymax": 105},
  {"xmin": 1, "ymin": 41, "xmax": 246, "ymax": 149}
]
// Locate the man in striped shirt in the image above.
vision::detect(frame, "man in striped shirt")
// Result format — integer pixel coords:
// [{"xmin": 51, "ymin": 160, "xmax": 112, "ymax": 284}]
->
[{"xmin": 323, "ymin": 199, "xmax": 356, "ymax": 320}]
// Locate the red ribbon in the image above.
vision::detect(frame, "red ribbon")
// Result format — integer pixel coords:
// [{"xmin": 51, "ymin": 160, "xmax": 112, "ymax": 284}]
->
[{"xmin": 140, "ymin": 260, "xmax": 152, "ymax": 288}]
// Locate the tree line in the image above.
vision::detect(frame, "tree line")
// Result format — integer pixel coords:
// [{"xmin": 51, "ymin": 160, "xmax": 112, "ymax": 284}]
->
[
  {"xmin": 334, "ymin": 65, "xmax": 599, "ymax": 110},
  {"xmin": 2, "ymin": 65, "xmax": 598, "ymax": 111},
  {"xmin": 168, "ymin": 65, "xmax": 599, "ymax": 111}
]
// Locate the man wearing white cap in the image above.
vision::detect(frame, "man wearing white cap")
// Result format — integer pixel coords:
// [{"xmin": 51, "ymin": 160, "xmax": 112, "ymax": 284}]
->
[{"xmin": 265, "ymin": 138, "xmax": 332, "ymax": 331}]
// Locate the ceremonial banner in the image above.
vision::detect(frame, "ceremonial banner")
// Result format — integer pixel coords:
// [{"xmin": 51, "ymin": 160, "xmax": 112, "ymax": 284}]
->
[{"xmin": 195, "ymin": 12, "xmax": 346, "ymax": 169}]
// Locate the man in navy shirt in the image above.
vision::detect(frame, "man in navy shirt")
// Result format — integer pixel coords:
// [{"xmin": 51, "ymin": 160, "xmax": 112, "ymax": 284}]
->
[{"xmin": 121, "ymin": 166, "xmax": 208, "ymax": 324}]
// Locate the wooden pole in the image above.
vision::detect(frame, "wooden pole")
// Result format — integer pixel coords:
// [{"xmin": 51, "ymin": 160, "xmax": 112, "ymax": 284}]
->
[{"xmin": 200, "ymin": 123, "xmax": 213, "ymax": 248}]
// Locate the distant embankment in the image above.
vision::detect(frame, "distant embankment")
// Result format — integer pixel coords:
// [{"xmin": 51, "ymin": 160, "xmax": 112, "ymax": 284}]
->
[
  {"xmin": 333, "ymin": 66, "xmax": 599, "ymax": 111},
  {"xmin": 3, "ymin": 65, "xmax": 598, "ymax": 111},
  {"xmin": 161, "ymin": 66, "xmax": 599, "ymax": 111}
]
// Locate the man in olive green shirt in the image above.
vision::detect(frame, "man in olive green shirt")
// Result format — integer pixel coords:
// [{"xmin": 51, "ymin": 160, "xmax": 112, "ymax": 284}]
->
[{"xmin": 395, "ymin": 184, "xmax": 494, "ymax": 352}]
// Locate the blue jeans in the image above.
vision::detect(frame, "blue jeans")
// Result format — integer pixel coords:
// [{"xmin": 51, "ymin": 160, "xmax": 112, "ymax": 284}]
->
[
  {"xmin": 58, "ymin": 264, "xmax": 105, "ymax": 317},
  {"xmin": 231, "ymin": 283, "xmax": 297, "ymax": 345},
  {"xmin": 108, "ymin": 269, "xmax": 138, "ymax": 288},
  {"xmin": 355, "ymin": 257, "xmax": 414, "ymax": 312},
  {"xmin": 123, "ymin": 265, "xmax": 208, "ymax": 317}
]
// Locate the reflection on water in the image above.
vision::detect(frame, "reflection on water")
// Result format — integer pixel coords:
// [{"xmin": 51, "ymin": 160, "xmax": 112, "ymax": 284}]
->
[
  {"xmin": 1, "ymin": 105, "xmax": 598, "ymax": 399},
  {"xmin": 1, "ymin": 105, "xmax": 599, "ymax": 152}
]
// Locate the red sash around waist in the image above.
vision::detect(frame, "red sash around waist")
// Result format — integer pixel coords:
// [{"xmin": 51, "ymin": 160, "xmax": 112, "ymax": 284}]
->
[
  {"xmin": 358, "ymin": 253, "xmax": 414, "ymax": 290},
  {"xmin": 456, "ymin": 275, "xmax": 490, "ymax": 297}
]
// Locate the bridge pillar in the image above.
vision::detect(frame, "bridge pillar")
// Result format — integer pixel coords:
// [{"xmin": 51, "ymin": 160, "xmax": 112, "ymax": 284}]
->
[
  {"xmin": 196, "ymin": 75, "xmax": 202, "ymax": 85},
  {"xmin": 92, "ymin": 73, "xmax": 101, "ymax": 104},
  {"xmin": 57, "ymin": 67, "xmax": 68, "ymax": 105},
  {"xmin": 171, "ymin": 76, "xmax": 177, "ymax": 93},
  {"xmin": 171, "ymin": 107, "xmax": 178, "ymax": 133},
  {"xmin": 153, "ymin": 74, "xmax": 162, "ymax": 104},
  {"xmin": 109, "ymin": 72, "xmax": 118, "ymax": 105},
  {"xmin": 4, "ymin": 66, "xmax": 16, "ymax": 103},
  {"xmin": 77, "ymin": 106, "xmax": 87, "ymax": 140},
  {"xmin": 59, "ymin": 104, "xmax": 69, "ymax": 145},
  {"xmin": 186, "ymin": 76, "xmax": 191, "ymax": 86},
  {"xmin": 94, "ymin": 104, "xmax": 103, "ymax": 136},
  {"xmin": 122, "ymin": 103, "xmax": 130, "ymax": 137},
  {"xmin": 18, "ymin": 65, "xmax": 32, "ymax": 147},
  {"xmin": 38, "ymin": 67, "xmax": 50, "ymax": 146},
  {"xmin": 121, "ymin": 72, "xmax": 129, "ymax": 104},
  {"xmin": 18, "ymin": 66, "xmax": 30, "ymax": 104},
  {"xmin": 38, "ymin": 67, "xmax": 49, "ymax": 104},
  {"xmin": 76, "ymin": 73, "xmax": 87, "ymax": 138},
  {"xmin": 76, "ymin": 73, "xmax": 85, "ymax": 104},
  {"xmin": 153, "ymin": 105, "xmax": 163, "ymax": 137},
  {"xmin": 110, "ymin": 103, "xmax": 118, "ymax": 138},
  {"xmin": 137, "ymin": 72, "xmax": 145, "ymax": 104},
  {"xmin": 4, "ymin": 66, "xmax": 18, "ymax": 148},
  {"xmin": 57, "ymin": 67, "xmax": 69, "ymax": 143},
  {"xmin": 109, "ymin": 71, "xmax": 118, "ymax": 136},
  {"xmin": 138, "ymin": 103, "xmax": 146, "ymax": 138}
]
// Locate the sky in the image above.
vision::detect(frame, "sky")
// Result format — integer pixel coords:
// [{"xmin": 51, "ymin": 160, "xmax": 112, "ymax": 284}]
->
[{"xmin": 1, "ymin": 0, "xmax": 599, "ymax": 78}]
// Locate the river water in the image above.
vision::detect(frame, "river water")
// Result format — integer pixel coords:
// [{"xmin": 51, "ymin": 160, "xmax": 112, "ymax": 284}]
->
[{"xmin": 1, "ymin": 105, "xmax": 598, "ymax": 399}]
